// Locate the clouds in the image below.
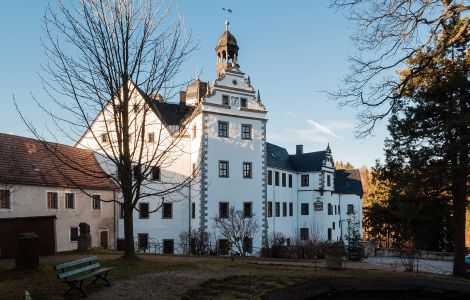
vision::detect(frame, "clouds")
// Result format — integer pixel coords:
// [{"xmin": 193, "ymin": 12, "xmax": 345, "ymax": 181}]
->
[{"xmin": 267, "ymin": 118, "xmax": 354, "ymax": 146}]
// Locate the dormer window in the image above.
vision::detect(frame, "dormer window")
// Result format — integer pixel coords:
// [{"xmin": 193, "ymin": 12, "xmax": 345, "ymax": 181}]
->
[
  {"xmin": 222, "ymin": 95, "xmax": 229, "ymax": 105},
  {"xmin": 327, "ymin": 174, "xmax": 331, "ymax": 187},
  {"xmin": 240, "ymin": 98, "xmax": 247, "ymax": 108}
]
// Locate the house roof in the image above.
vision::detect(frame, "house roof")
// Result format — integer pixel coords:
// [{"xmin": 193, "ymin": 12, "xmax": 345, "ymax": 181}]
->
[
  {"xmin": 267, "ymin": 142, "xmax": 362, "ymax": 196},
  {"xmin": 0, "ymin": 133, "xmax": 118, "ymax": 190},
  {"xmin": 134, "ymin": 86, "xmax": 197, "ymax": 126},
  {"xmin": 266, "ymin": 143, "xmax": 294, "ymax": 171},
  {"xmin": 334, "ymin": 169, "xmax": 363, "ymax": 197},
  {"xmin": 289, "ymin": 151, "xmax": 328, "ymax": 172},
  {"xmin": 266, "ymin": 142, "xmax": 327, "ymax": 172}
]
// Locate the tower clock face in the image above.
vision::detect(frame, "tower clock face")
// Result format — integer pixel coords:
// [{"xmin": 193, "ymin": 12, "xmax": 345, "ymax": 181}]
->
[{"xmin": 230, "ymin": 96, "xmax": 239, "ymax": 106}]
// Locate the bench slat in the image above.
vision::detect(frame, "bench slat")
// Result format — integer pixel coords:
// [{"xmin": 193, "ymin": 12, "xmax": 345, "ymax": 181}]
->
[
  {"xmin": 58, "ymin": 263, "xmax": 100, "ymax": 279},
  {"xmin": 55, "ymin": 256, "xmax": 98, "ymax": 270},
  {"xmin": 73, "ymin": 267, "xmax": 113, "ymax": 282}
]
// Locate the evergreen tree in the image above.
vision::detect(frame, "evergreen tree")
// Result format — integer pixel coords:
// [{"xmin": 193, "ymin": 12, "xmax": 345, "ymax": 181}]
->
[{"xmin": 382, "ymin": 17, "xmax": 470, "ymax": 275}]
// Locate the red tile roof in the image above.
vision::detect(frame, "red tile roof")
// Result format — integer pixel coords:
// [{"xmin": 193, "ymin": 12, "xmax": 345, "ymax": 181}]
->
[{"xmin": 0, "ymin": 133, "xmax": 118, "ymax": 190}]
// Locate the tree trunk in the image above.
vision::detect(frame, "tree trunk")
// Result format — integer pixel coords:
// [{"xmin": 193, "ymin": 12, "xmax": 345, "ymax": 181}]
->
[
  {"xmin": 451, "ymin": 166, "xmax": 467, "ymax": 277},
  {"xmin": 123, "ymin": 201, "xmax": 136, "ymax": 260}
]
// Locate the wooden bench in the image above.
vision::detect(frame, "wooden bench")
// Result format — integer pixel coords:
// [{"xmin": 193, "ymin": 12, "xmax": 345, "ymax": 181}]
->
[{"xmin": 54, "ymin": 256, "xmax": 113, "ymax": 297}]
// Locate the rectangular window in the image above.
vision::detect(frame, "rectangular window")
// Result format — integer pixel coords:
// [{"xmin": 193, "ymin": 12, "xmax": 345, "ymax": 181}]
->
[
  {"xmin": 163, "ymin": 239, "xmax": 174, "ymax": 254},
  {"xmin": 241, "ymin": 124, "xmax": 252, "ymax": 140},
  {"xmin": 328, "ymin": 228, "xmax": 332, "ymax": 241},
  {"xmin": 70, "ymin": 227, "xmax": 79, "ymax": 242},
  {"xmin": 148, "ymin": 132, "xmax": 155, "ymax": 143},
  {"xmin": 139, "ymin": 203, "xmax": 149, "ymax": 219},
  {"xmin": 282, "ymin": 202, "xmax": 287, "ymax": 217},
  {"xmin": 240, "ymin": 98, "xmax": 247, "ymax": 108},
  {"xmin": 243, "ymin": 162, "xmax": 252, "ymax": 178},
  {"xmin": 327, "ymin": 174, "xmax": 331, "ymax": 187},
  {"xmin": 162, "ymin": 203, "xmax": 172, "ymax": 219},
  {"xmin": 152, "ymin": 166, "xmax": 161, "ymax": 181},
  {"xmin": 335, "ymin": 205, "xmax": 337, "ymax": 215},
  {"xmin": 267, "ymin": 201, "xmax": 273, "ymax": 217},
  {"xmin": 219, "ymin": 161, "xmax": 229, "ymax": 178},
  {"xmin": 218, "ymin": 121, "xmax": 229, "ymax": 137},
  {"xmin": 275, "ymin": 171, "xmax": 279, "ymax": 186},
  {"xmin": 138, "ymin": 233, "xmax": 148, "ymax": 250},
  {"xmin": 275, "ymin": 202, "xmax": 280, "ymax": 217},
  {"xmin": 347, "ymin": 204, "xmax": 354, "ymax": 214},
  {"xmin": 219, "ymin": 202, "xmax": 229, "ymax": 219},
  {"xmin": 289, "ymin": 202, "xmax": 293, "ymax": 217},
  {"xmin": 332, "ymin": 222, "xmax": 336, "ymax": 230},
  {"xmin": 300, "ymin": 228, "xmax": 309, "ymax": 241},
  {"xmin": 268, "ymin": 170, "xmax": 272, "ymax": 185},
  {"xmin": 1, "ymin": 190, "xmax": 11, "ymax": 209},
  {"xmin": 243, "ymin": 202, "xmax": 252, "ymax": 218},
  {"xmin": 301, "ymin": 203, "xmax": 309, "ymax": 215},
  {"xmin": 133, "ymin": 165, "xmax": 142, "ymax": 181},
  {"xmin": 219, "ymin": 239, "xmax": 229, "ymax": 255},
  {"xmin": 92, "ymin": 194, "xmax": 101, "ymax": 210},
  {"xmin": 65, "ymin": 193, "xmax": 75, "ymax": 210},
  {"xmin": 282, "ymin": 173, "xmax": 286, "ymax": 187},
  {"xmin": 47, "ymin": 192, "xmax": 58, "ymax": 209},
  {"xmin": 101, "ymin": 133, "xmax": 108, "ymax": 143},
  {"xmin": 288, "ymin": 174, "xmax": 292, "ymax": 188},
  {"xmin": 243, "ymin": 237, "xmax": 253, "ymax": 254},
  {"xmin": 222, "ymin": 95, "xmax": 229, "ymax": 105},
  {"xmin": 191, "ymin": 202, "xmax": 196, "ymax": 219},
  {"xmin": 301, "ymin": 174, "xmax": 309, "ymax": 187},
  {"xmin": 328, "ymin": 203, "xmax": 333, "ymax": 215}
]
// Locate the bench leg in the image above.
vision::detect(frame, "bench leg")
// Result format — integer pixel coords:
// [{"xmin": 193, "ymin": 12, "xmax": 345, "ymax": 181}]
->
[
  {"xmin": 91, "ymin": 271, "xmax": 111, "ymax": 287},
  {"xmin": 65, "ymin": 280, "xmax": 87, "ymax": 297}
]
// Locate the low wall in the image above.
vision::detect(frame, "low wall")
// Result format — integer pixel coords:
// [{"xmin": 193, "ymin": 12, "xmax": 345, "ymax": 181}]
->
[{"xmin": 373, "ymin": 248, "xmax": 453, "ymax": 261}]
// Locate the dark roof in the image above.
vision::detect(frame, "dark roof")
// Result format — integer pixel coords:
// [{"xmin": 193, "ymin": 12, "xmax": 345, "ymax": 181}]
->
[
  {"xmin": 266, "ymin": 142, "xmax": 327, "ymax": 172},
  {"xmin": 289, "ymin": 151, "xmax": 327, "ymax": 172},
  {"xmin": 0, "ymin": 133, "xmax": 118, "ymax": 190},
  {"xmin": 267, "ymin": 142, "xmax": 362, "ymax": 196},
  {"xmin": 149, "ymin": 101, "xmax": 196, "ymax": 126},
  {"xmin": 334, "ymin": 169, "xmax": 363, "ymax": 197},
  {"xmin": 135, "ymin": 86, "xmax": 196, "ymax": 126},
  {"xmin": 266, "ymin": 143, "xmax": 294, "ymax": 170}
]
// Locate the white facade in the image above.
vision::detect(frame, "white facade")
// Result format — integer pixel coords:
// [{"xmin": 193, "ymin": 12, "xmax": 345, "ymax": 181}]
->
[
  {"xmin": 77, "ymin": 21, "xmax": 362, "ymax": 255},
  {"xmin": 0, "ymin": 184, "xmax": 116, "ymax": 252},
  {"xmin": 266, "ymin": 145, "xmax": 363, "ymax": 244}
]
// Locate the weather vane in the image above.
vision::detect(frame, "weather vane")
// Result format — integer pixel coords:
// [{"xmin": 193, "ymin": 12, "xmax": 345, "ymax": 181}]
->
[{"xmin": 222, "ymin": 8, "xmax": 232, "ymax": 30}]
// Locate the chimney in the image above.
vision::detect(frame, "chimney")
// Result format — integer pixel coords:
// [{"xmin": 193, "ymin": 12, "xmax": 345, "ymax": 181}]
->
[
  {"xmin": 296, "ymin": 145, "xmax": 303, "ymax": 155},
  {"xmin": 150, "ymin": 94, "xmax": 164, "ymax": 102},
  {"xmin": 179, "ymin": 91, "xmax": 187, "ymax": 105}
]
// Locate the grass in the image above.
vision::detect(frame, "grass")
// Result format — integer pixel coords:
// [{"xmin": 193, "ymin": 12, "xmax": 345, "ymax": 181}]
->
[
  {"xmin": 0, "ymin": 255, "xmax": 188, "ymax": 300},
  {"xmin": 1, "ymin": 253, "xmax": 468, "ymax": 300}
]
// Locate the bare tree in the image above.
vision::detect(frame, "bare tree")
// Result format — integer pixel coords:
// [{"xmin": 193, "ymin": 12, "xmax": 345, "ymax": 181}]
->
[
  {"xmin": 17, "ymin": 0, "xmax": 197, "ymax": 260},
  {"xmin": 330, "ymin": 0, "xmax": 470, "ymax": 136},
  {"xmin": 213, "ymin": 207, "xmax": 259, "ymax": 256}
]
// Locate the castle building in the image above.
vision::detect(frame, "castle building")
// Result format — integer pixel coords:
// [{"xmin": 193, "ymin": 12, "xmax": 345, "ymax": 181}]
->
[{"xmin": 78, "ymin": 20, "xmax": 362, "ymax": 254}]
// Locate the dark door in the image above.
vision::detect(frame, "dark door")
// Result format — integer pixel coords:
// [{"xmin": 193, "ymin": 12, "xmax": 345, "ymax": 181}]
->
[{"xmin": 100, "ymin": 230, "xmax": 108, "ymax": 249}]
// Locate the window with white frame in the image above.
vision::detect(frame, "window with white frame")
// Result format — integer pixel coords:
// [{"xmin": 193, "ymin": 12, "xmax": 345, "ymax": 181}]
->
[
  {"xmin": 65, "ymin": 193, "xmax": 75, "ymax": 210},
  {"xmin": 92, "ymin": 194, "xmax": 101, "ymax": 210},
  {"xmin": 0, "ymin": 189, "xmax": 11, "ymax": 209},
  {"xmin": 70, "ymin": 227, "xmax": 79, "ymax": 242},
  {"xmin": 47, "ymin": 192, "xmax": 58, "ymax": 209}
]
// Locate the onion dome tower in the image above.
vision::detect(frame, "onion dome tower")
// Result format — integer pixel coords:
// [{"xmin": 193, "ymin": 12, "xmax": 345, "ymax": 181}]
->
[{"xmin": 215, "ymin": 19, "xmax": 239, "ymax": 77}]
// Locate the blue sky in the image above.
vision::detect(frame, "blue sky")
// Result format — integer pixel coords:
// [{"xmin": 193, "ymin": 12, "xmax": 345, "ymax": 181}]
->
[{"xmin": 0, "ymin": 1, "xmax": 388, "ymax": 168}]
